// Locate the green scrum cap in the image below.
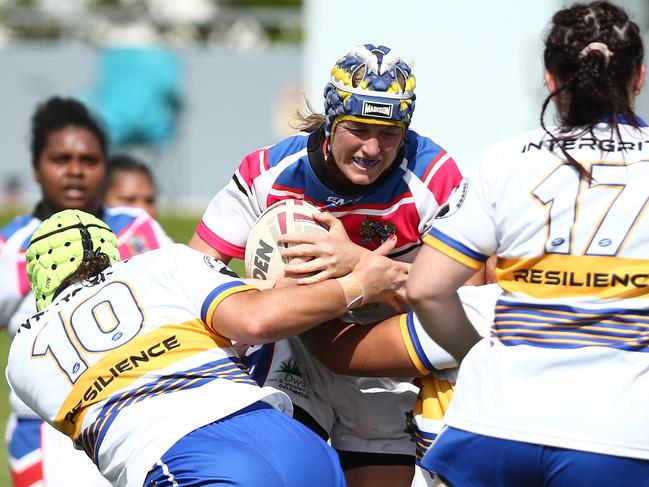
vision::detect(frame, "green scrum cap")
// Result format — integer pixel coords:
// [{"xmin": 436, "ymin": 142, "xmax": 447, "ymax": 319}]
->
[{"xmin": 26, "ymin": 209, "xmax": 120, "ymax": 311}]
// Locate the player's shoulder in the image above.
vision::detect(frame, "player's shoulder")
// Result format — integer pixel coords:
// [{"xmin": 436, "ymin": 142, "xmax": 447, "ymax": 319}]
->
[
  {"xmin": 102, "ymin": 206, "xmax": 148, "ymax": 231},
  {"xmin": 0, "ymin": 214, "xmax": 39, "ymax": 241},
  {"xmin": 402, "ymin": 127, "xmax": 463, "ymax": 179},
  {"xmin": 259, "ymin": 132, "xmax": 311, "ymax": 169},
  {"xmin": 268, "ymin": 131, "xmax": 310, "ymax": 154},
  {"xmin": 102, "ymin": 205, "xmax": 164, "ymax": 233},
  {"xmin": 0, "ymin": 214, "xmax": 40, "ymax": 252}
]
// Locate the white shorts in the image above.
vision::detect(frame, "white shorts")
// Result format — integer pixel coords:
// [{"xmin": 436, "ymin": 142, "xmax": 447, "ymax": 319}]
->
[{"xmin": 247, "ymin": 337, "xmax": 419, "ymax": 456}]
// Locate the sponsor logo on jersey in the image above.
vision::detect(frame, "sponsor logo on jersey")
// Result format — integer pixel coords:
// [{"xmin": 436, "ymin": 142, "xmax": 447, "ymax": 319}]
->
[
  {"xmin": 265, "ymin": 359, "xmax": 309, "ymax": 400},
  {"xmin": 362, "ymin": 100, "xmax": 393, "ymax": 119},
  {"xmin": 203, "ymin": 255, "xmax": 218, "ymax": 270},
  {"xmin": 326, "ymin": 195, "xmax": 363, "ymax": 207},
  {"xmin": 404, "ymin": 410, "xmax": 417, "ymax": 443},
  {"xmin": 64, "ymin": 335, "xmax": 181, "ymax": 425},
  {"xmin": 512, "ymin": 269, "xmax": 649, "ymax": 288},
  {"xmin": 521, "ymin": 136, "xmax": 649, "ymax": 154},
  {"xmin": 127, "ymin": 236, "xmax": 149, "ymax": 256},
  {"xmin": 436, "ymin": 179, "xmax": 469, "ymax": 219},
  {"xmin": 359, "ymin": 217, "xmax": 396, "ymax": 247}
]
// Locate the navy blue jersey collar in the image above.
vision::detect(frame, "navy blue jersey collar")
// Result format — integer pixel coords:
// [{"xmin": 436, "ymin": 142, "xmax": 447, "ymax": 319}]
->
[{"xmin": 599, "ymin": 113, "xmax": 648, "ymax": 127}]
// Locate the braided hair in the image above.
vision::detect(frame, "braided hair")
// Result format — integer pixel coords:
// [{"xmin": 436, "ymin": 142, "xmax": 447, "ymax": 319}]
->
[{"xmin": 540, "ymin": 1, "xmax": 644, "ymax": 179}]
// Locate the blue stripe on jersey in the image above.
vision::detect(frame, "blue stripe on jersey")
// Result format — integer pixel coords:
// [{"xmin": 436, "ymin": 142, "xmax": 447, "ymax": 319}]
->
[
  {"xmin": 200, "ymin": 281, "xmax": 246, "ymax": 323},
  {"xmin": 267, "ymin": 133, "xmax": 310, "ymax": 168},
  {"xmin": 0, "ymin": 215, "xmax": 35, "ymax": 249},
  {"xmin": 243, "ymin": 343, "xmax": 275, "ymax": 386},
  {"xmin": 494, "ymin": 298, "xmax": 649, "ymax": 351},
  {"xmin": 601, "ymin": 113, "xmax": 648, "ymax": 128},
  {"xmin": 77, "ymin": 357, "xmax": 256, "ymax": 463},
  {"xmin": 103, "ymin": 212, "xmax": 136, "ymax": 234},
  {"xmin": 427, "ymin": 228, "xmax": 488, "ymax": 263},
  {"xmin": 8, "ymin": 418, "xmax": 42, "ymax": 459},
  {"xmin": 415, "ymin": 428, "xmax": 437, "ymax": 462},
  {"xmin": 406, "ymin": 312, "xmax": 435, "ymax": 372},
  {"xmin": 403, "ymin": 130, "xmax": 446, "ymax": 180}
]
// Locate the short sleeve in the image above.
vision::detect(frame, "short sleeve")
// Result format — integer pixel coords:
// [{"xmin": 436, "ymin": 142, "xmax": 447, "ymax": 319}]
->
[
  {"xmin": 196, "ymin": 151, "xmax": 266, "ymax": 260},
  {"xmin": 170, "ymin": 245, "xmax": 254, "ymax": 328},
  {"xmin": 423, "ymin": 151, "xmax": 499, "ymax": 269}
]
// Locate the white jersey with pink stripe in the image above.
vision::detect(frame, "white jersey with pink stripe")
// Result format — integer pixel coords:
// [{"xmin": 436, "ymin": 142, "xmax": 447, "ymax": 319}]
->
[{"xmin": 197, "ymin": 125, "xmax": 465, "ymax": 264}]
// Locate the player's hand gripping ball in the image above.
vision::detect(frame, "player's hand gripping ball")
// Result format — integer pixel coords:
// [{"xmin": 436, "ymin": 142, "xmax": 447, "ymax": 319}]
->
[{"xmin": 244, "ymin": 200, "xmax": 326, "ymax": 280}]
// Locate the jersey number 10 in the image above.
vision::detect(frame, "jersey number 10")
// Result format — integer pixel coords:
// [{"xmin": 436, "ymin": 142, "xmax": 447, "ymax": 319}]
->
[{"xmin": 31, "ymin": 282, "xmax": 145, "ymax": 384}]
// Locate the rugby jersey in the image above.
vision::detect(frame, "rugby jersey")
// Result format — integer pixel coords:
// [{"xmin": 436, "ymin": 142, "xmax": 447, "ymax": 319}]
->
[
  {"xmin": 7, "ymin": 244, "xmax": 291, "ymax": 487},
  {"xmin": 400, "ymin": 284, "xmax": 501, "ymax": 462},
  {"xmin": 424, "ymin": 121, "xmax": 649, "ymax": 460},
  {"xmin": 198, "ymin": 125, "xmax": 464, "ymax": 263},
  {"xmin": 1, "ymin": 205, "xmax": 173, "ymax": 419}
]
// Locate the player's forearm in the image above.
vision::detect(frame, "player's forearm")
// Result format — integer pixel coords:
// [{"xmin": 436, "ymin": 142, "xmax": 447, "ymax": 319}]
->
[
  {"xmin": 300, "ymin": 317, "xmax": 420, "ymax": 377},
  {"xmin": 407, "ymin": 245, "xmax": 480, "ymax": 362},
  {"xmin": 215, "ymin": 280, "xmax": 350, "ymax": 344}
]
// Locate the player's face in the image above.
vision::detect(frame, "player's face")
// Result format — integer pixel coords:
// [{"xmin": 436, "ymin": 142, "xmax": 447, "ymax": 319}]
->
[
  {"xmin": 104, "ymin": 171, "xmax": 158, "ymax": 219},
  {"xmin": 330, "ymin": 120, "xmax": 404, "ymax": 185},
  {"xmin": 33, "ymin": 126, "xmax": 106, "ymax": 213}
]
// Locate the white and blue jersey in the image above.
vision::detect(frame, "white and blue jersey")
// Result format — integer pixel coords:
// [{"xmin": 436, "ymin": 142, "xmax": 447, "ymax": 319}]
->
[
  {"xmin": 6, "ymin": 244, "xmax": 292, "ymax": 487},
  {"xmin": 399, "ymin": 284, "xmax": 501, "ymax": 462},
  {"xmin": 1, "ymin": 205, "xmax": 173, "ymax": 486},
  {"xmin": 424, "ymin": 120, "xmax": 649, "ymax": 460}
]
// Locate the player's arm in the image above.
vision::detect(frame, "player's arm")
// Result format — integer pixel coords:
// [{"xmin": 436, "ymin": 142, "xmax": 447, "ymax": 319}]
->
[
  {"xmin": 189, "ymin": 232, "xmax": 232, "ymax": 264},
  {"xmin": 407, "ymin": 244, "xmax": 480, "ymax": 363},
  {"xmin": 211, "ymin": 240, "xmax": 408, "ymax": 344},
  {"xmin": 300, "ymin": 316, "xmax": 420, "ymax": 377}
]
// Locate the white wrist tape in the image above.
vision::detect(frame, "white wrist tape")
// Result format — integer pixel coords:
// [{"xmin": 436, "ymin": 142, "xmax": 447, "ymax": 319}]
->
[{"xmin": 336, "ymin": 273, "xmax": 365, "ymax": 310}]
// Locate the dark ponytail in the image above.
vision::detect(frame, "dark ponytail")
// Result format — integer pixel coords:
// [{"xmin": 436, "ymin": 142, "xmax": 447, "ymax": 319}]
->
[{"xmin": 540, "ymin": 1, "xmax": 644, "ymax": 179}]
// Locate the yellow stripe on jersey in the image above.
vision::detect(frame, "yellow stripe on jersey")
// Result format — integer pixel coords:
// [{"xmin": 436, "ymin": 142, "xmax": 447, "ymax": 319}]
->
[
  {"xmin": 55, "ymin": 320, "xmax": 232, "ymax": 438},
  {"xmin": 423, "ymin": 233, "xmax": 484, "ymax": 270},
  {"xmin": 497, "ymin": 254, "xmax": 649, "ymax": 299},
  {"xmin": 204, "ymin": 284, "xmax": 255, "ymax": 333},
  {"xmin": 399, "ymin": 314, "xmax": 432, "ymax": 376},
  {"xmin": 414, "ymin": 375, "xmax": 454, "ymax": 421}
]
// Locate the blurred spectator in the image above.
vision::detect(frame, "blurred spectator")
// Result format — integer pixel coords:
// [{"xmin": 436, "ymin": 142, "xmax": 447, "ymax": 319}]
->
[
  {"xmin": 104, "ymin": 153, "xmax": 159, "ymax": 219},
  {"xmin": 2, "ymin": 176, "xmax": 23, "ymax": 214}
]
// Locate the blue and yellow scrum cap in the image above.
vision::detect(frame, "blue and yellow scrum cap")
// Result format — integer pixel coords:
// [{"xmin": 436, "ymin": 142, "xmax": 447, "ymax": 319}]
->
[
  {"xmin": 324, "ymin": 44, "xmax": 416, "ymax": 143},
  {"xmin": 26, "ymin": 209, "xmax": 120, "ymax": 311}
]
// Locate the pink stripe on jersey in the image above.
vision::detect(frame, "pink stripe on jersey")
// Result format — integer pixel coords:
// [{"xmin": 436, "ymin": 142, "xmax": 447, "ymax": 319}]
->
[
  {"xmin": 428, "ymin": 157, "xmax": 463, "ymax": 205},
  {"xmin": 237, "ymin": 149, "xmax": 268, "ymax": 189},
  {"xmin": 196, "ymin": 220, "xmax": 245, "ymax": 259},
  {"xmin": 16, "ymin": 255, "xmax": 29, "ymax": 296},
  {"xmin": 421, "ymin": 150, "xmax": 448, "ymax": 183},
  {"xmin": 116, "ymin": 220, "xmax": 159, "ymax": 259},
  {"xmin": 269, "ymin": 183, "xmax": 306, "ymax": 195}
]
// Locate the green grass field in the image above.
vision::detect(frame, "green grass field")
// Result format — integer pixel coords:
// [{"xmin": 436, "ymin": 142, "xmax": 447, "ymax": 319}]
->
[{"xmin": 0, "ymin": 210, "xmax": 236, "ymax": 485}]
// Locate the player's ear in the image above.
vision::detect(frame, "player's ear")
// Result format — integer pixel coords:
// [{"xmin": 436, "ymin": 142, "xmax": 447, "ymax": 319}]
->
[
  {"xmin": 544, "ymin": 70, "xmax": 558, "ymax": 94},
  {"xmin": 33, "ymin": 164, "xmax": 42, "ymax": 185}
]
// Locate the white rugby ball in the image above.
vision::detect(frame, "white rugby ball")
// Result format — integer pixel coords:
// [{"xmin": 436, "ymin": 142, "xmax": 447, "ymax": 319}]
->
[{"xmin": 245, "ymin": 199, "xmax": 327, "ymax": 279}]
